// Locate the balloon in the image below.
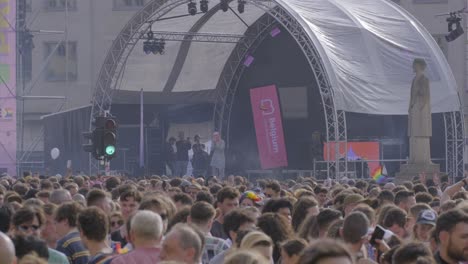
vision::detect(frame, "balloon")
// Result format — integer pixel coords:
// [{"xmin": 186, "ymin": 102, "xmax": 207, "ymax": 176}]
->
[{"xmin": 51, "ymin": 148, "xmax": 60, "ymax": 160}]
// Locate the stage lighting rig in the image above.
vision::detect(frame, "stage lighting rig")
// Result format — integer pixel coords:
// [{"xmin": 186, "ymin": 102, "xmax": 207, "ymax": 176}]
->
[
  {"xmin": 220, "ymin": 0, "xmax": 229, "ymax": 12},
  {"xmin": 446, "ymin": 14, "xmax": 464, "ymax": 42},
  {"xmin": 200, "ymin": 0, "xmax": 209, "ymax": 13},
  {"xmin": 188, "ymin": 1, "xmax": 197, "ymax": 15},
  {"xmin": 237, "ymin": 0, "xmax": 245, "ymax": 13}
]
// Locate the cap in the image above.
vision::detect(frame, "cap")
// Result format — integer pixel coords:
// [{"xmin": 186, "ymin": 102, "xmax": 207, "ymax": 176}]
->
[
  {"xmin": 343, "ymin": 194, "xmax": 366, "ymax": 208},
  {"xmin": 417, "ymin": 210, "xmax": 437, "ymax": 226},
  {"xmin": 383, "ymin": 182, "xmax": 396, "ymax": 191}
]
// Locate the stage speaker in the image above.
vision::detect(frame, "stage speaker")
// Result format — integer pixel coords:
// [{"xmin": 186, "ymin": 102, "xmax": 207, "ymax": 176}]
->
[{"xmin": 146, "ymin": 127, "xmax": 164, "ymax": 175}]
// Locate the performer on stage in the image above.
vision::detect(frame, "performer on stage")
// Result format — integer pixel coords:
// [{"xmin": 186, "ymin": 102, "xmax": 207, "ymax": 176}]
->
[
  {"xmin": 408, "ymin": 58, "xmax": 432, "ymax": 164},
  {"xmin": 210, "ymin": 132, "xmax": 226, "ymax": 179}
]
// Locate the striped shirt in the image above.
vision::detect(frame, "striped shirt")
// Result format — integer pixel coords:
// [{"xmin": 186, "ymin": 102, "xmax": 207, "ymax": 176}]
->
[
  {"xmin": 202, "ymin": 235, "xmax": 229, "ymax": 264},
  {"xmin": 56, "ymin": 231, "xmax": 90, "ymax": 264}
]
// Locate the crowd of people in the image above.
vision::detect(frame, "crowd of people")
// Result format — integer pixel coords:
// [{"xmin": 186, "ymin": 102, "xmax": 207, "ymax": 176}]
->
[{"xmin": 0, "ymin": 171, "xmax": 467, "ymax": 264}]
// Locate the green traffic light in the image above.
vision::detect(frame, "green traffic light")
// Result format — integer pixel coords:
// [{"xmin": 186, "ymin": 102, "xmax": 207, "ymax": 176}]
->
[{"xmin": 105, "ymin": 145, "xmax": 115, "ymax": 155}]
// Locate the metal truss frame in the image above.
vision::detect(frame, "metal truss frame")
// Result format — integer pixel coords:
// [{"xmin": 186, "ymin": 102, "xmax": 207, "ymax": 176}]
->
[
  {"xmin": 91, "ymin": 0, "xmax": 347, "ymax": 176},
  {"xmin": 444, "ymin": 111, "xmax": 464, "ymax": 181},
  {"xmin": 138, "ymin": 31, "xmax": 248, "ymax": 44},
  {"xmin": 213, "ymin": 1, "xmax": 346, "ymax": 178}
]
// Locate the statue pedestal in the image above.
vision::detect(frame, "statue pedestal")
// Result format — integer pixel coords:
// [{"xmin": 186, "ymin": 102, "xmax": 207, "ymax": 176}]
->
[{"xmin": 395, "ymin": 163, "xmax": 440, "ymax": 184}]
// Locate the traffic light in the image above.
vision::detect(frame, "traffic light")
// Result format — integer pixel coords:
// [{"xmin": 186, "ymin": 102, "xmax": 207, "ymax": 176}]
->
[
  {"xmin": 82, "ymin": 116, "xmax": 117, "ymax": 161},
  {"xmin": 102, "ymin": 118, "xmax": 117, "ymax": 160}
]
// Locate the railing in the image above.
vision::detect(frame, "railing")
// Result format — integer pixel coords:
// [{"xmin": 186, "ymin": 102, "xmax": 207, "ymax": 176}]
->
[{"xmin": 246, "ymin": 158, "xmax": 446, "ymax": 180}]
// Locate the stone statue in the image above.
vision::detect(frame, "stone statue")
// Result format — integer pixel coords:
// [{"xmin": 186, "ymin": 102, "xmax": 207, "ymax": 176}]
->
[
  {"xmin": 396, "ymin": 58, "xmax": 439, "ymax": 183},
  {"xmin": 408, "ymin": 58, "xmax": 432, "ymax": 164}
]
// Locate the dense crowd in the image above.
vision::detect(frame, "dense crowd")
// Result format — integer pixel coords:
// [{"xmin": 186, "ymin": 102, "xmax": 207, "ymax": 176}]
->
[{"xmin": 0, "ymin": 171, "xmax": 467, "ymax": 264}]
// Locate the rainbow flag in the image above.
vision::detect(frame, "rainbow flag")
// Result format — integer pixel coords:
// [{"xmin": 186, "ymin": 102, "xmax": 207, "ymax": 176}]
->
[{"xmin": 372, "ymin": 165, "xmax": 387, "ymax": 183}]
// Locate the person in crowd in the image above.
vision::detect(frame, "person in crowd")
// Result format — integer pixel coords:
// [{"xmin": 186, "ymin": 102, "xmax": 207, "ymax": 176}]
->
[
  {"xmin": 175, "ymin": 132, "xmax": 192, "ymax": 177},
  {"xmin": 342, "ymin": 193, "xmax": 367, "ymax": 216},
  {"xmin": 41, "ymin": 204, "xmax": 59, "ymax": 249},
  {"xmin": 187, "ymin": 201, "xmax": 229, "ymax": 264},
  {"xmin": 86, "ymin": 189, "xmax": 112, "ymax": 215},
  {"xmin": 11, "ymin": 206, "xmax": 68, "ymax": 264},
  {"xmin": 210, "ymin": 132, "xmax": 225, "ymax": 179},
  {"xmin": 160, "ymin": 223, "xmax": 204, "ymax": 264},
  {"xmin": 407, "ymin": 203, "xmax": 432, "ymax": 232},
  {"xmin": 0, "ymin": 231, "xmax": 16, "ymax": 264},
  {"xmin": 382, "ymin": 207, "xmax": 410, "ymax": 239},
  {"xmin": 392, "ymin": 242, "xmax": 436, "ymax": 264},
  {"xmin": 109, "ymin": 212, "xmax": 124, "ymax": 234},
  {"xmin": 138, "ymin": 196, "xmax": 170, "ymax": 228},
  {"xmin": 164, "ymin": 137, "xmax": 177, "ymax": 176},
  {"xmin": 291, "ymin": 197, "xmax": 319, "ymax": 232},
  {"xmin": 209, "ymin": 209, "xmax": 256, "ymax": 264},
  {"xmin": 257, "ymin": 213, "xmax": 294, "ymax": 262},
  {"xmin": 111, "ymin": 189, "xmax": 141, "ymax": 247},
  {"xmin": 111, "ymin": 210, "xmax": 163, "ymax": 264},
  {"xmin": 77, "ymin": 207, "xmax": 114, "ymax": 264},
  {"xmin": 240, "ymin": 191, "xmax": 263, "ymax": 208},
  {"xmin": 413, "ymin": 209, "xmax": 437, "ymax": 243},
  {"xmin": 395, "ymin": 190, "xmax": 417, "ymax": 213},
  {"xmin": 377, "ymin": 190, "xmax": 395, "ymax": 207},
  {"xmin": 314, "ymin": 187, "xmax": 329, "ymax": 208},
  {"xmin": 297, "ymin": 239, "xmax": 353, "ymax": 264},
  {"xmin": 263, "ymin": 198, "xmax": 293, "ymax": 221},
  {"xmin": 434, "ymin": 209, "xmax": 468, "ymax": 264},
  {"xmin": 341, "ymin": 211, "xmax": 370, "ymax": 260},
  {"xmin": 49, "ymin": 189, "xmax": 72, "ymax": 205},
  {"xmin": 173, "ymin": 192, "xmax": 193, "ymax": 210},
  {"xmin": 12, "ymin": 235, "xmax": 49, "ymax": 261},
  {"xmin": 264, "ymin": 181, "xmax": 281, "ymax": 199},
  {"xmin": 239, "ymin": 231, "xmax": 274, "ymax": 263},
  {"xmin": 280, "ymin": 238, "xmax": 307, "ymax": 264},
  {"xmin": 224, "ymin": 250, "xmax": 270, "ymax": 264},
  {"xmin": 55, "ymin": 202, "xmax": 89, "ymax": 264},
  {"xmin": 210, "ymin": 187, "xmax": 240, "ymax": 239}
]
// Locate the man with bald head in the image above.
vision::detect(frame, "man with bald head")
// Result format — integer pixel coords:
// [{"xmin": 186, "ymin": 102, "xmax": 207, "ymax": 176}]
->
[{"xmin": 0, "ymin": 231, "xmax": 16, "ymax": 264}]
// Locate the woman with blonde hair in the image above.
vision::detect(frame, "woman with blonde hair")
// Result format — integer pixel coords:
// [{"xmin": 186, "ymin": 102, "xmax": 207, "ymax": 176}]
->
[
  {"xmin": 240, "ymin": 231, "xmax": 274, "ymax": 263},
  {"xmin": 225, "ymin": 249, "xmax": 270, "ymax": 264}
]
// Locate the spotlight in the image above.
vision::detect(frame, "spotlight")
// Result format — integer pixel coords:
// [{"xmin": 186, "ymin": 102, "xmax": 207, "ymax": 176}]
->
[
  {"xmin": 237, "ymin": 0, "xmax": 245, "ymax": 13},
  {"xmin": 143, "ymin": 41, "xmax": 152, "ymax": 54},
  {"xmin": 445, "ymin": 15, "xmax": 464, "ymax": 42},
  {"xmin": 200, "ymin": 0, "xmax": 208, "ymax": 13},
  {"xmin": 151, "ymin": 39, "xmax": 166, "ymax": 55},
  {"xmin": 220, "ymin": 0, "xmax": 228, "ymax": 12},
  {"xmin": 188, "ymin": 1, "xmax": 197, "ymax": 16}
]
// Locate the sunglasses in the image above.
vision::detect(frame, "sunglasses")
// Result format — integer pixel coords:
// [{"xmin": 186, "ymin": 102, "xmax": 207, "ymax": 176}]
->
[
  {"xmin": 111, "ymin": 221, "xmax": 124, "ymax": 227},
  {"xmin": 19, "ymin": 225, "xmax": 40, "ymax": 232}
]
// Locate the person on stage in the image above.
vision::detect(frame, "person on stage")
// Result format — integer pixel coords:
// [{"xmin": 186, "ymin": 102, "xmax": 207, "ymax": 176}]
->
[
  {"xmin": 175, "ymin": 132, "xmax": 191, "ymax": 177},
  {"xmin": 210, "ymin": 132, "xmax": 226, "ymax": 179}
]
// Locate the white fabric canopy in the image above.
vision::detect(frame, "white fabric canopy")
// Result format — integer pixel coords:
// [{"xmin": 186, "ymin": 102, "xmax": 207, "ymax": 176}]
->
[{"xmin": 120, "ymin": 0, "xmax": 460, "ymax": 115}]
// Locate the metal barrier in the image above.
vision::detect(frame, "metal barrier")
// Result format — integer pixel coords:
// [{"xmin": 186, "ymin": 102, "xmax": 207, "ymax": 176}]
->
[{"xmin": 246, "ymin": 158, "xmax": 446, "ymax": 180}]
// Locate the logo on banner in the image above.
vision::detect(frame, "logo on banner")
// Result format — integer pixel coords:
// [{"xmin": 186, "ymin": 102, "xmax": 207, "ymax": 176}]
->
[
  {"xmin": 260, "ymin": 99, "xmax": 275, "ymax": 115},
  {"xmin": 0, "ymin": 107, "xmax": 13, "ymax": 120}
]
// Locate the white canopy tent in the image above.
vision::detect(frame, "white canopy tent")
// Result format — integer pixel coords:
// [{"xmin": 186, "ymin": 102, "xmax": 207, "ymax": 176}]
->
[{"xmin": 116, "ymin": 0, "xmax": 460, "ymax": 114}]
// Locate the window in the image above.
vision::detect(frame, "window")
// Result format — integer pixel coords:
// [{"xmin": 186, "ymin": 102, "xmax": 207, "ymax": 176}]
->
[
  {"xmin": 113, "ymin": 0, "xmax": 145, "ymax": 10},
  {"xmin": 432, "ymin": 34, "xmax": 448, "ymax": 58},
  {"xmin": 45, "ymin": 0, "xmax": 77, "ymax": 11},
  {"xmin": 44, "ymin": 42, "xmax": 78, "ymax": 81}
]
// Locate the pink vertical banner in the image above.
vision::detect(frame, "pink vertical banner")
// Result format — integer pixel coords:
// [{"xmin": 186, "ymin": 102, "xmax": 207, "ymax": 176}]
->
[
  {"xmin": 0, "ymin": 0, "xmax": 16, "ymax": 175},
  {"xmin": 250, "ymin": 85, "xmax": 288, "ymax": 169}
]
